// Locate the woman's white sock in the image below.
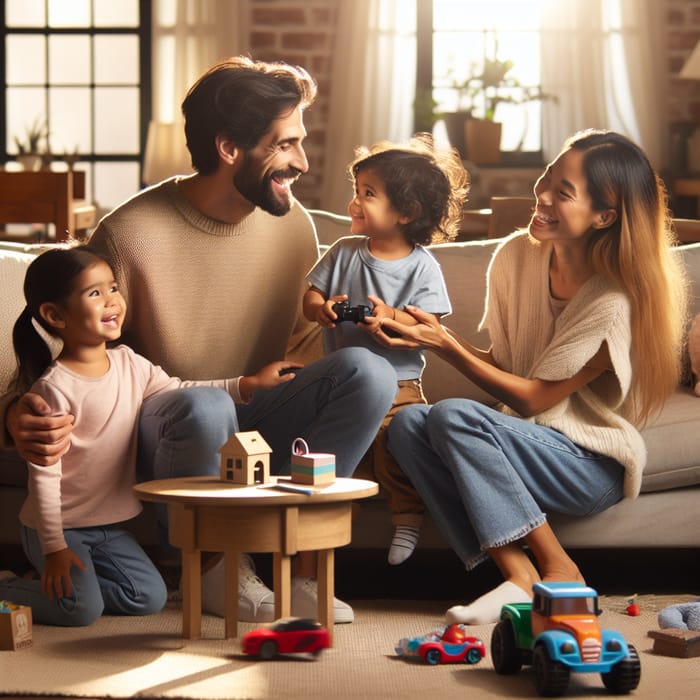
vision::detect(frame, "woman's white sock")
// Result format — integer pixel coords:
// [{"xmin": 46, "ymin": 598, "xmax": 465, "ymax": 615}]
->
[
  {"xmin": 388, "ymin": 525, "xmax": 421, "ymax": 565},
  {"xmin": 445, "ymin": 581, "xmax": 531, "ymax": 625}
]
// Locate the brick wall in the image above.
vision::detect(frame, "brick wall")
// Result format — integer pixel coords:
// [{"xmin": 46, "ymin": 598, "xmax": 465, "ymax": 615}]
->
[
  {"xmin": 244, "ymin": 0, "xmax": 699, "ymax": 209},
  {"xmin": 247, "ymin": 0, "xmax": 339, "ymax": 208},
  {"xmin": 667, "ymin": 0, "xmax": 700, "ymax": 124}
]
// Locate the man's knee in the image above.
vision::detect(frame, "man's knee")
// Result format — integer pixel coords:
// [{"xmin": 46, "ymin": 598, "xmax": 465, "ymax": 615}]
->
[{"xmin": 141, "ymin": 387, "xmax": 237, "ymax": 443}]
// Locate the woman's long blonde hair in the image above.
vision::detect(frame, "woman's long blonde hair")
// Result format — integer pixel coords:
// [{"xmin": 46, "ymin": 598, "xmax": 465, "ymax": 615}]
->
[{"xmin": 568, "ymin": 130, "xmax": 688, "ymax": 425}]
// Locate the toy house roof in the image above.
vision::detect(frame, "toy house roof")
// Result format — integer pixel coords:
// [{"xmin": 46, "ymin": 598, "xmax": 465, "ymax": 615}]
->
[{"xmin": 219, "ymin": 430, "xmax": 272, "ymax": 456}]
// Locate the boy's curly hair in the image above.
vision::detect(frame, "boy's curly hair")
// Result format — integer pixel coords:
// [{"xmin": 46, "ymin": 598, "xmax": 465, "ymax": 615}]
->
[{"xmin": 348, "ymin": 133, "xmax": 469, "ymax": 245}]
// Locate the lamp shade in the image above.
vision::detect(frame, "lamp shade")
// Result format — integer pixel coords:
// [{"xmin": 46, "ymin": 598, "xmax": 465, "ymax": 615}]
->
[
  {"xmin": 142, "ymin": 121, "xmax": 193, "ymax": 185},
  {"xmin": 680, "ymin": 41, "xmax": 700, "ymax": 80}
]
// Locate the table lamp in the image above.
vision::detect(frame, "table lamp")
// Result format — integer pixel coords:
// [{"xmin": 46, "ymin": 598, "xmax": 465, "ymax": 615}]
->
[
  {"xmin": 680, "ymin": 41, "xmax": 700, "ymax": 174},
  {"xmin": 142, "ymin": 121, "xmax": 193, "ymax": 185}
]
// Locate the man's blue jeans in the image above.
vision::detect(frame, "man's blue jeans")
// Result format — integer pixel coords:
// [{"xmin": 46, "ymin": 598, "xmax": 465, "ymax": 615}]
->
[{"xmin": 137, "ymin": 346, "xmax": 397, "ymax": 530}]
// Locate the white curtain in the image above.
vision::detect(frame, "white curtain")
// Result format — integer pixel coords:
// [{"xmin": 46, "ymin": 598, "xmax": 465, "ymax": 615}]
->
[
  {"xmin": 320, "ymin": 0, "xmax": 416, "ymax": 214},
  {"xmin": 539, "ymin": 0, "xmax": 668, "ymax": 169},
  {"xmin": 151, "ymin": 0, "xmax": 249, "ymax": 123}
]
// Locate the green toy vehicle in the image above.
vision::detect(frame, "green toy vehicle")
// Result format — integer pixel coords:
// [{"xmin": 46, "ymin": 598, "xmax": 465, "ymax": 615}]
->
[{"xmin": 491, "ymin": 581, "xmax": 641, "ymax": 696}]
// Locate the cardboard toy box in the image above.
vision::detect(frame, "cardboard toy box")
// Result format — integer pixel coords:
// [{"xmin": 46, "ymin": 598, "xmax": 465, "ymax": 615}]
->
[
  {"xmin": 0, "ymin": 602, "xmax": 33, "ymax": 651},
  {"xmin": 291, "ymin": 451, "xmax": 336, "ymax": 485}
]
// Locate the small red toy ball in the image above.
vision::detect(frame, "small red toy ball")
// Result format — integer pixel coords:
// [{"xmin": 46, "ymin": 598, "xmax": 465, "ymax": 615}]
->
[{"xmin": 626, "ymin": 603, "xmax": 640, "ymax": 616}]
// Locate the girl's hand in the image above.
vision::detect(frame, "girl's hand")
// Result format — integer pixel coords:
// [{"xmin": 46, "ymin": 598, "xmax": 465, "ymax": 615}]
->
[
  {"xmin": 238, "ymin": 361, "xmax": 304, "ymax": 401},
  {"xmin": 41, "ymin": 547, "xmax": 87, "ymax": 600}
]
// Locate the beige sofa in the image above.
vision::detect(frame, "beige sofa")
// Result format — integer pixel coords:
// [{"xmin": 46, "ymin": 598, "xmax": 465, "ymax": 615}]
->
[{"xmin": 1, "ymin": 233, "xmax": 700, "ymax": 555}]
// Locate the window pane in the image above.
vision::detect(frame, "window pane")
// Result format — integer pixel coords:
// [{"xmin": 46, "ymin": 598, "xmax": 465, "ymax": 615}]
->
[
  {"xmin": 95, "ymin": 36, "xmax": 139, "ymax": 83},
  {"xmin": 94, "ymin": 0, "xmax": 139, "ymax": 27},
  {"xmin": 94, "ymin": 87, "xmax": 140, "ymax": 153},
  {"xmin": 434, "ymin": 1, "xmax": 541, "ymax": 30},
  {"xmin": 6, "ymin": 36, "xmax": 46, "ymax": 84},
  {"xmin": 49, "ymin": 35, "xmax": 92, "ymax": 84},
  {"xmin": 431, "ymin": 0, "xmax": 545, "ymax": 154},
  {"xmin": 48, "ymin": 0, "xmax": 90, "ymax": 28},
  {"xmin": 49, "ymin": 87, "xmax": 92, "ymax": 153},
  {"xmin": 6, "ymin": 88, "xmax": 46, "ymax": 154},
  {"xmin": 95, "ymin": 162, "xmax": 141, "ymax": 211},
  {"xmin": 6, "ymin": 0, "xmax": 45, "ymax": 26}
]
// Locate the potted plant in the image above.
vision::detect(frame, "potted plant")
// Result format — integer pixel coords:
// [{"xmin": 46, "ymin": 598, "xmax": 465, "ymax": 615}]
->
[
  {"xmin": 13, "ymin": 116, "xmax": 49, "ymax": 171},
  {"xmin": 443, "ymin": 39, "xmax": 555, "ymax": 164}
]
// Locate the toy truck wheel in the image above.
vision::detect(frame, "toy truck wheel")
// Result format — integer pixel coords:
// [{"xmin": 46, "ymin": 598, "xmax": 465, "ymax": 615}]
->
[
  {"xmin": 491, "ymin": 620, "xmax": 522, "ymax": 675},
  {"xmin": 258, "ymin": 640, "xmax": 278, "ymax": 660},
  {"xmin": 424, "ymin": 648, "xmax": 442, "ymax": 665},
  {"xmin": 601, "ymin": 644, "xmax": 641, "ymax": 694},
  {"xmin": 466, "ymin": 647, "xmax": 482, "ymax": 665},
  {"xmin": 532, "ymin": 644, "xmax": 570, "ymax": 697}
]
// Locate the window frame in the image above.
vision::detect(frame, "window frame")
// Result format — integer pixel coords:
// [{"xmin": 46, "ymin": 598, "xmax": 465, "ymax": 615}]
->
[
  {"xmin": 0, "ymin": 0, "xmax": 152, "ymax": 204},
  {"xmin": 415, "ymin": 0, "xmax": 546, "ymax": 168}
]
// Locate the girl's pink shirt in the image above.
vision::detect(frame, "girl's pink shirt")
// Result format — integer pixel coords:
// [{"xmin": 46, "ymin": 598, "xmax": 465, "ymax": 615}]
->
[{"xmin": 19, "ymin": 344, "xmax": 238, "ymax": 554}]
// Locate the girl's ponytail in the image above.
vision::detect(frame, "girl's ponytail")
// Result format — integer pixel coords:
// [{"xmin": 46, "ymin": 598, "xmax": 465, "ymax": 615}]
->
[{"xmin": 11, "ymin": 306, "xmax": 53, "ymax": 393}]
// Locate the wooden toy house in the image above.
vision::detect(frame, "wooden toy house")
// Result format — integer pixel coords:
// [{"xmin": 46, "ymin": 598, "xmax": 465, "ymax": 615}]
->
[
  {"xmin": 290, "ymin": 437, "xmax": 336, "ymax": 486},
  {"xmin": 219, "ymin": 430, "xmax": 272, "ymax": 485}
]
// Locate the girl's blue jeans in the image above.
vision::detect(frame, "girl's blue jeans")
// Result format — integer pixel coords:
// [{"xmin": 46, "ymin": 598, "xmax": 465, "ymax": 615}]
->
[
  {"xmin": 386, "ymin": 398, "xmax": 625, "ymax": 570},
  {"xmin": 0, "ymin": 525, "xmax": 167, "ymax": 626}
]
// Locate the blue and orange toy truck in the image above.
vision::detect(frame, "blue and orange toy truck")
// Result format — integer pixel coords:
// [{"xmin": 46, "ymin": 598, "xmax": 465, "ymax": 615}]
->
[{"xmin": 491, "ymin": 582, "xmax": 640, "ymax": 696}]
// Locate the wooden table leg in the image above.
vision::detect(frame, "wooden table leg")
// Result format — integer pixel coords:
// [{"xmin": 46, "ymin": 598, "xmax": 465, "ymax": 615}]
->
[
  {"xmin": 224, "ymin": 552, "xmax": 239, "ymax": 639},
  {"xmin": 180, "ymin": 548, "xmax": 202, "ymax": 639},
  {"xmin": 273, "ymin": 551, "xmax": 292, "ymax": 620},
  {"xmin": 317, "ymin": 548, "xmax": 334, "ymax": 643}
]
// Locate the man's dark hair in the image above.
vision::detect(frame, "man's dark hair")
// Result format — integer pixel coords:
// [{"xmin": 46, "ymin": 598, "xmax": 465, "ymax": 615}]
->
[{"xmin": 182, "ymin": 56, "xmax": 317, "ymax": 175}]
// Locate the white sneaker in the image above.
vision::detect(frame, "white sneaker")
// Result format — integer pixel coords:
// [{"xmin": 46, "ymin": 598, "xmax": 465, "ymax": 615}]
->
[
  {"xmin": 200, "ymin": 554, "xmax": 275, "ymax": 623},
  {"xmin": 291, "ymin": 576, "xmax": 354, "ymax": 624}
]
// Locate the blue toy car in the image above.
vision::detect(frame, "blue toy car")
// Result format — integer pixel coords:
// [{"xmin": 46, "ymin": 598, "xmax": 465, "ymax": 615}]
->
[{"xmin": 396, "ymin": 623, "xmax": 486, "ymax": 665}]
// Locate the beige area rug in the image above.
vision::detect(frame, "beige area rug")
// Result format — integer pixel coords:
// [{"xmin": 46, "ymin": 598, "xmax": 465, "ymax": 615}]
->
[{"xmin": 1, "ymin": 595, "xmax": 699, "ymax": 699}]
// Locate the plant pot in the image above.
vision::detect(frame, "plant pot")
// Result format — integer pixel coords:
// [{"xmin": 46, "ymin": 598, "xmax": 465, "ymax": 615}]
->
[
  {"xmin": 464, "ymin": 119, "xmax": 502, "ymax": 165},
  {"xmin": 17, "ymin": 154, "xmax": 42, "ymax": 172},
  {"xmin": 442, "ymin": 111, "xmax": 472, "ymax": 159}
]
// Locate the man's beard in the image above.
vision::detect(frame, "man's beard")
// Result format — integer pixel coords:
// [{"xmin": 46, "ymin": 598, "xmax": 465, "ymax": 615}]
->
[{"xmin": 234, "ymin": 167, "xmax": 301, "ymax": 217}]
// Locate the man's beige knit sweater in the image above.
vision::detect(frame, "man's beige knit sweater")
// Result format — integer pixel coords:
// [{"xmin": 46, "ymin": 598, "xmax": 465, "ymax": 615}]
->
[
  {"xmin": 89, "ymin": 178, "xmax": 322, "ymax": 380},
  {"xmin": 481, "ymin": 232, "xmax": 646, "ymax": 499}
]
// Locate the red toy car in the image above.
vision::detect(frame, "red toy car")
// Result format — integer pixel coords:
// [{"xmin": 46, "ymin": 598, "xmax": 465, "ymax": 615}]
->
[
  {"xmin": 396, "ymin": 623, "xmax": 486, "ymax": 665},
  {"xmin": 241, "ymin": 617, "xmax": 331, "ymax": 659}
]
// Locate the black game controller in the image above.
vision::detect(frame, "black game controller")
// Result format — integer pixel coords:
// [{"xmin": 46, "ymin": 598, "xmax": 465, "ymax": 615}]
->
[
  {"xmin": 332, "ymin": 300, "xmax": 403, "ymax": 337},
  {"xmin": 332, "ymin": 300, "xmax": 371, "ymax": 323}
]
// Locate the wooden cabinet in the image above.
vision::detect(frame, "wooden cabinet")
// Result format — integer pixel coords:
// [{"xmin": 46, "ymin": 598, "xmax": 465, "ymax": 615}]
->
[{"xmin": 0, "ymin": 170, "xmax": 97, "ymax": 241}]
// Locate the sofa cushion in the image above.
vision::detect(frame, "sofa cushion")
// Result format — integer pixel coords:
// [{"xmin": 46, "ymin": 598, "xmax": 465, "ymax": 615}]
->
[
  {"xmin": 640, "ymin": 386, "xmax": 700, "ymax": 491},
  {"xmin": 0, "ymin": 249, "xmax": 36, "ymax": 393}
]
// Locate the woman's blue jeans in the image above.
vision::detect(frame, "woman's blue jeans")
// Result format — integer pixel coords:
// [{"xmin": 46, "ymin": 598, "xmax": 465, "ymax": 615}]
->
[
  {"xmin": 0, "ymin": 525, "xmax": 167, "ymax": 626},
  {"xmin": 136, "ymin": 346, "xmax": 397, "ymax": 532},
  {"xmin": 386, "ymin": 399, "xmax": 624, "ymax": 570}
]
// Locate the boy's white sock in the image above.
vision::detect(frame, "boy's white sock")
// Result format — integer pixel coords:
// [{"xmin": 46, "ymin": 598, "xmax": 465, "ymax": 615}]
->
[
  {"xmin": 388, "ymin": 525, "xmax": 420, "ymax": 565},
  {"xmin": 446, "ymin": 581, "xmax": 531, "ymax": 625}
]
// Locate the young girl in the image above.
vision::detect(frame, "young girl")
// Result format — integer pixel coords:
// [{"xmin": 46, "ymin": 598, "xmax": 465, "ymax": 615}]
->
[
  {"xmin": 0, "ymin": 246, "xmax": 299, "ymax": 626},
  {"xmin": 382, "ymin": 130, "xmax": 688, "ymax": 622},
  {"xmin": 303, "ymin": 135, "xmax": 469, "ymax": 564}
]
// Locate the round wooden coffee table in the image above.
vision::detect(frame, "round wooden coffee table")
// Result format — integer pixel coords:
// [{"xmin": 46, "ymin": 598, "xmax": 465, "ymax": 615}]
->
[{"xmin": 134, "ymin": 475, "xmax": 378, "ymax": 641}]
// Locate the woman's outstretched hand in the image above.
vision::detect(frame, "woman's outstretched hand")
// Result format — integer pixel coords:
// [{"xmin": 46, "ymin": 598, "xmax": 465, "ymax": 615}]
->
[{"xmin": 376, "ymin": 304, "xmax": 452, "ymax": 354}]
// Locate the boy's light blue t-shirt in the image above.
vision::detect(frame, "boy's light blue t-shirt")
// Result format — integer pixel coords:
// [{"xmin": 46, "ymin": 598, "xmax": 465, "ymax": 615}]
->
[{"xmin": 305, "ymin": 236, "xmax": 451, "ymax": 380}]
